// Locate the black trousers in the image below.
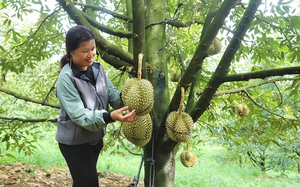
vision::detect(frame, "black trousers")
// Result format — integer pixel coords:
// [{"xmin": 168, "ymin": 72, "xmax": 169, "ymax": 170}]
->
[{"xmin": 59, "ymin": 140, "xmax": 103, "ymax": 187}]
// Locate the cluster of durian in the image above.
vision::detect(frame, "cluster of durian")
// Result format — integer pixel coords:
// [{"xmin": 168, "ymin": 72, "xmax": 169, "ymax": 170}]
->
[
  {"xmin": 166, "ymin": 87, "xmax": 194, "ymax": 142},
  {"xmin": 236, "ymin": 103, "xmax": 249, "ymax": 116},
  {"xmin": 121, "ymin": 53, "xmax": 154, "ymax": 147},
  {"xmin": 180, "ymin": 150, "xmax": 198, "ymax": 167},
  {"xmin": 207, "ymin": 37, "xmax": 222, "ymax": 56}
]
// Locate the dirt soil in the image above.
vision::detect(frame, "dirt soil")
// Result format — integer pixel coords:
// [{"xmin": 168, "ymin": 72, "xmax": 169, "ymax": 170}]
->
[{"xmin": 0, "ymin": 163, "xmax": 144, "ymax": 187}]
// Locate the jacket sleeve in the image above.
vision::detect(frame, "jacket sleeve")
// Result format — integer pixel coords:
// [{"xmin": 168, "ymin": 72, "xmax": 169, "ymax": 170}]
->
[
  {"xmin": 107, "ymin": 79, "xmax": 124, "ymax": 109},
  {"xmin": 56, "ymin": 70, "xmax": 108, "ymax": 132}
]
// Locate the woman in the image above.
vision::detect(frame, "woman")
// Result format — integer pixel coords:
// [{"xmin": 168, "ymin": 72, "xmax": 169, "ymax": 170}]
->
[{"xmin": 55, "ymin": 25, "xmax": 136, "ymax": 187}]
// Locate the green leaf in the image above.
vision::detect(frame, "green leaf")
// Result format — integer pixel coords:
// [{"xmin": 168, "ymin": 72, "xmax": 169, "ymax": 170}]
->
[
  {"xmin": 0, "ymin": 45, "xmax": 6, "ymax": 52},
  {"xmin": 293, "ymin": 91, "xmax": 298, "ymax": 102},
  {"xmin": 2, "ymin": 134, "xmax": 10, "ymax": 142},
  {"xmin": 281, "ymin": 0, "xmax": 294, "ymax": 5},
  {"xmin": 4, "ymin": 29, "xmax": 12, "ymax": 43}
]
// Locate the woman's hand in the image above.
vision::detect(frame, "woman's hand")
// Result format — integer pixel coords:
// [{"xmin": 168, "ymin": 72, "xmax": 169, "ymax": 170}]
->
[{"xmin": 110, "ymin": 106, "xmax": 136, "ymax": 122}]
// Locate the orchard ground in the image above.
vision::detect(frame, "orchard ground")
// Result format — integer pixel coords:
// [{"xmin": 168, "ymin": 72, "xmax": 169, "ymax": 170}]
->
[{"xmin": 0, "ymin": 163, "xmax": 144, "ymax": 187}]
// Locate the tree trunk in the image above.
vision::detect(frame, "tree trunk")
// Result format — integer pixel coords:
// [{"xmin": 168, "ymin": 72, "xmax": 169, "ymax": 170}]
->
[
  {"xmin": 155, "ymin": 151, "xmax": 175, "ymax": 187},
  {"xmin": 143, "ymin": 0, "xmax": 175, "ymax": 185},
  {"xmin": 144, "ymin": 140, "xmax": 176, "ymax": 187}
]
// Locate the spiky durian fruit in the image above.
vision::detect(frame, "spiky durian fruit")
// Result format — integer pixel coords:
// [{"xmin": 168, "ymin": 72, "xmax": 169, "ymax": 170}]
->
[
  {"xmin": 122, "ymin": 53, "xmax": 154, "ymax": 116},
  {"xmin": 122, "ymin": 78, "xmax": 154, "ymax": 116},
  {"xmin": 236, "ymin": 103, "xmax": 249, "ymax": 116},
  {"xmin": 207, "ymin": 38, "xmax": 222, "ymax": 56},
  {"xmin": 180, "ymin": 150, "xmax": 198, "ymax": 167},
  {"xmin": 166, "ymin": 87, "xmax": 194, "ymax": 142},
  {"xmin": 166, "ymin": 111, "xmax": 194, "ymax": 142},
  {"xmin": 170, "ymin": 71, "xmax": 181, "ymax": 82},
  {"xmin": 122, "ymin": 114, "xmax": 152, "ymax": 147}
]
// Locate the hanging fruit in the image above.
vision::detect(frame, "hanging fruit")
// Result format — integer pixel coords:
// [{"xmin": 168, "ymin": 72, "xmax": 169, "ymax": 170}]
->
[
  {"xmin": 166, "ymin": 87, "xmax": 194, "ymax": 142},
  {"xmin": 122, "ymin": 53, "xmax": 154, "ymax": 116}
]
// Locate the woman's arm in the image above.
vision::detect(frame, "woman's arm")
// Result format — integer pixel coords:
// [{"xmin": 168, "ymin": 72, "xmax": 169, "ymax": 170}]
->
[{"xmin": 107, "ymin": 79, "xmax": 123, "ymax": 109}]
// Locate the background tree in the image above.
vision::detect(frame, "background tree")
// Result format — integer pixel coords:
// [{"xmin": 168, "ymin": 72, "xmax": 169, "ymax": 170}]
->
[{"xmin": 1, "ymin": 0, "xmax": 300, "ymax": 186}]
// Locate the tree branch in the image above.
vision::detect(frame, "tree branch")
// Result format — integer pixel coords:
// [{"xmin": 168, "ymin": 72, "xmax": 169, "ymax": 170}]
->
[
  {"xmin": 10, "ymin": 8, "xmax": 62, "ymax": 51},
  {"xmin": 222, "ymin": 66, "xmax": 300, "ymax": 82},
  {"xmin": 213, "ymin": 77, "xmax": 300, "ymax": 96},
  {"xmin": 99, "ymin": 51, "xmax": 135, "ymax": 75},
  {"xmin": 170, "ymin": 0, "xmax": 240, "ymax": 114},
  {"xmin": 243, "ymin": 90, "xmax": 290, "ymax": 121},
  {"xmin": 187, "ymin": 0, "xmax": 220, "ymax": 112},
  {"xmin": 167, "ymin": 19, "xmax": 204, "ymax": 27},
  {"xmin": 132, "ymin": 0, "xmax": 145, "ymax": 75},
  {"xmin": 203, "ymin": 77, "xmax": 299, "ymax": 121},
  {"xmin": 0, "ymin": 88, "xmax": 60, "ymax": 109},
  {"xmin": 82, "ymin": 12, "xmax": 132, "ymax": 38},
  {"xmin": 73, "ymin": 2, "xmax": 132, "ymax": 22},
  {"xmin": 0, "ymin": 116, "xmax": 57, "ymax": 123},
  {"xmin": 146, "ymin": 19, "xmax": 235, "ymax": 35},
  {"xmin": 190, "ymin": 0, "xmax": 262, "ymax": 121}
]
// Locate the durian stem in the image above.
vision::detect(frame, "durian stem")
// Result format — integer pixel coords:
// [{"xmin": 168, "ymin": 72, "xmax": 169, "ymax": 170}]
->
[
  {"xmin": 137, "ymin": 53, "xmax": 144, "ymax": 80},
  {"xmin": 178, "ymin": 87, "xmax": 185, "ymax": 116}
]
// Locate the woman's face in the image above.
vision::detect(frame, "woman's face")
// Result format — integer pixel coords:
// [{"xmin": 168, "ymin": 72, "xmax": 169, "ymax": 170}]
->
[{"xmin": 70, "ymin": 39, "xmax": 96, "ymax": 71}]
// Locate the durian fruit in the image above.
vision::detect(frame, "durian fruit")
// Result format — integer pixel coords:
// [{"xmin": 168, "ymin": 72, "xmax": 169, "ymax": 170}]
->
[
  {"xmin": 122, "ymin": 53, "xmax": 154, "ymax": 116},
  {"xmin": 170, "ymin": 71, "xmax": 181, "ymax": 82},
  {"xmin": 236, "ymin": 103, "xmax": 249, "ymax": 116},
  {"xmin": 122, "ymin": 114, "xmax": 152, "ymax": 147},
  {"xmin": 180, "ymin": 150, "xmax": 198, "ymax": 167},
  {"xmin": 207, "ymin": 37, "xmax": 222, "ymax": 56},
  {"xmin": 166, "ymin": 87, "xmax": 194, "ymax": 142}
]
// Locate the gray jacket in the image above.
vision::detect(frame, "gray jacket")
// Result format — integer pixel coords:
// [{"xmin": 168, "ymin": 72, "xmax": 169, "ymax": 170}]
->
[{"xmin": 56, "ymin": 62, "xmax": 123, "ymax": 145}]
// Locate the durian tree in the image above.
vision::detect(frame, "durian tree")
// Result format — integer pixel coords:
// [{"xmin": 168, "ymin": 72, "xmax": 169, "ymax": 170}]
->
[{"xmin": 1, "ymin": 0, "xmax": 300, "ymax": 186}]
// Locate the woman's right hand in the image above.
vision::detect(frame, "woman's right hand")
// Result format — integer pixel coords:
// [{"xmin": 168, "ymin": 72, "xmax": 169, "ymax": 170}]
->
[{"xmin": 110, "ymin": 106, "xmax": 136, "ymax": 122}]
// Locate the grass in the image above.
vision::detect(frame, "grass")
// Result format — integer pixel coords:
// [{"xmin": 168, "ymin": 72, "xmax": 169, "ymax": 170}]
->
[
  {"xmin": 1, "ymin": 127, "xmax": 300, "ymax": 187},
  {"xmin": 173, "ymin": 146, "xmax": 300, "ymax": 187}
]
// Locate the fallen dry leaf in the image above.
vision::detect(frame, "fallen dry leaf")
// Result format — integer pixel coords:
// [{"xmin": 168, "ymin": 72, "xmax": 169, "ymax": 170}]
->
[{"xmin": 0, "ymin": 163, "xmax": 144, "ymax": 187}]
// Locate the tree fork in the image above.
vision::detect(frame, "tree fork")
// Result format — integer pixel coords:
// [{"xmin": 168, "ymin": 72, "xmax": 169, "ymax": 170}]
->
[
  {"xmin": 154, "ymin": 0, "xmax": 240, "ymax": 170},
  {"xmin": 190, "ymin": 0, "xmax": 263, "ymax": 121}
]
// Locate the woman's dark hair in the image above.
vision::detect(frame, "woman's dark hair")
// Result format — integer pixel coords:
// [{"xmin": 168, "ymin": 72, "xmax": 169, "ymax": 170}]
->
[{"xmin": 60, "ymin": 25, "xmax": 95, "ymax": 69}]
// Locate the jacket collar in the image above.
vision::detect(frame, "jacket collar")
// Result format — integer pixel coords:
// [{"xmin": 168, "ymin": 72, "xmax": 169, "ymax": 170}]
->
[{"xmin": 70, "ymin": 61, "xmax": 100, "ymax": 82}]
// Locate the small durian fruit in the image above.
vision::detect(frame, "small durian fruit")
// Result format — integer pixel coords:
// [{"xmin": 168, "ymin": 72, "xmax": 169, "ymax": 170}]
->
[
  {"xmin": 180, "ymin": 150, "xmax": 198, "ymax": 167},
  {"xmin": 122, "ymin": 53, "xmax": 154, "ymax": 116},
  {"xmin": 236, "ymin": 103, "xmax": 249, "ymax": 116},
  {"xmin": 166, "ymin": 87, "xmax": 194, "ymax": 142},
  {"xmin": 207, "ymin": 37, "xmax": 222, "ymax": 56},
  {"xmin": 122, "ymin": 114, "xmax": 152, "ymax": 147},
  {"xmin": 170, "ymin": 71, "xmax": 181, "ymax": 82}
]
